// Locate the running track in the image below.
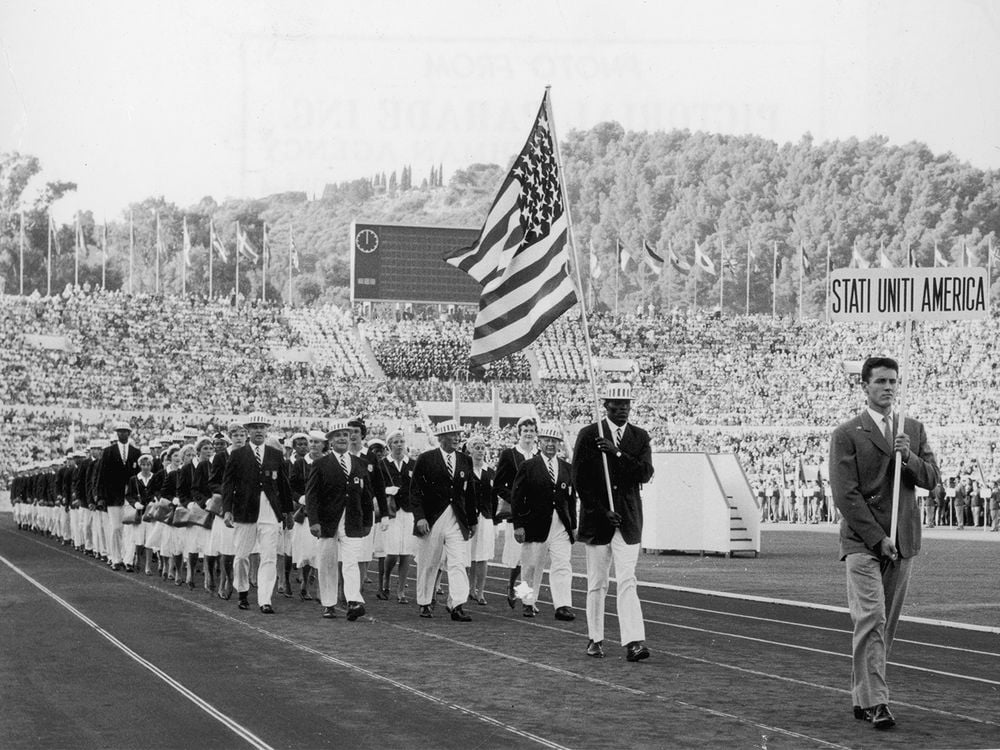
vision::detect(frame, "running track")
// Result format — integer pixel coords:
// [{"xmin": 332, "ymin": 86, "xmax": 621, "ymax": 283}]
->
[{"xmin": 2, "ymin": 525, "xmax": 997, "ymax": 750}]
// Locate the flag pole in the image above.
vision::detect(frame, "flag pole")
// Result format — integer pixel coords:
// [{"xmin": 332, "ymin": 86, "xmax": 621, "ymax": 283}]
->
[
  {"xmin": 47, "ymin": 214, "xmax": 53, "ymax": 296},
  {"xmin": 288, "ymin": 229, "xmax": 293, "ymax": 306},
  {"xmin": 74, "ymin": 213, "xmax": 80, "ymax": 288},
  {"xmin": 825, "ymin": 242, "xmax": 831, "ymax": 324},
  {"xmin": 718, "ymin": 236, "xmax": 724, "ymax": 314},
  {"xmin": 155, "ymin": 211, "xmax": 161, "ymax": 296},
  {"xmin": 745, "ymin": 238, "xmax": 751, "ymax": 316},
  {"xmin": 889, "ymin": 317, "xmax": 912, "ymax": 546},
  {"xmin": 182, "ymin": 216, "xmax": 187, "ymax": 297},
  {"xmin": 128, "ymin": 211, "xmax": 134, "ymax": 295},
  {"xmin": 18, "ymin": 212, "xmax": 24, "ymax": 296},
  {"xmin": 209, "ymin": 219, "xmax": 215, "ymax": 301},
  {"xmin": 262, "ymin": 222, "xmax": 268, "ymax": 303},
  {"xmin": 544, "ymin": 86, "xmax": 617, "ymax": 520},
  {"xmin": 101, "ymin": 220, "xmax": 107, "ymax": 289},
  {"xmin": 614, "ymin": 239, "xmax": 619, "ymax": 316},
  {"xmin": 798, "ymin": 241, "xmax": 803, "ymax": 320},
  {"xmin": 771, "ymin": 241, "xmax": 777, "ymax": 317},
  {"xmin": 235, "ymin": 220, "xmax": 240, "ymax": 305}
]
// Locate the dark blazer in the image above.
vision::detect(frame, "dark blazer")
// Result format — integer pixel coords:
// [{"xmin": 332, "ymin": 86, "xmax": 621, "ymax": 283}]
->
[
  {"xmin": 472, "ymin": 465, "xmax": 496, "ymax": 520},
  {"xmin": 74, "ymin": 458, "xmax": 93, "ymax": 506},
  {"xmin": 572, "ymin": 420, "xmax": 654, "ymax": 546},
  {"xmin": 289, "ymin": 455, "xmax": 313, "ymax": 499},
  {"xmin": 222, "ymin": 443, "xmax": 293, "ymax": 523},
  {"xmin": 493, "ymin": 446, "xmax": 533, "ymax": 518},
  {"xmin": 190, "ymin": 460, "xmax": 213, "ymax": 507},
  {"xmin": 208, "ymin": 450, "xmax": 229, "ymax": 496},
  {"xmin": 86, "ymin": 459, "xmax": 103, "ymax": 508},
  {"xmin": 57, "ymin": 464, "xmax": 75, "ymax": 508},
  {"xmin": 410, "ymin": 448, "xmax": 477, "ymax": 539},
  {"xmin": 829, "ymin": 410, "xmax": 939, "ymax": 560},
  {"xmin": 380, "ymin": 456, "xmax": 414, "ymax": 514},
  {"xmin": 158, "ymin": 468, "xmax": 179, "ymax": 501},
  {"xmin": 511, "ymin": 454, "xmax": 577, "ymax": 543},
  {"xmin": 357, "ymin": 451, "xmax": 388, "ymax": 519},
  {"xmin": 305, "ymin": 452, "xmax": 374, "ymax": 538},
  {"xmin": 125, "ymin": 472, "xmax": 162, "ymax": 508},
  {"xmin": 96, "ymin": 442, "xmax": 142, "ymax": 507}
]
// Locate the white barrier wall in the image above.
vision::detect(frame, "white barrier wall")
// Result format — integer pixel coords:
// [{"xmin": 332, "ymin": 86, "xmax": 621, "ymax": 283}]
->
[{"xmin": 641, "ymin": 452, "xmax": 760, "ymax": 556}]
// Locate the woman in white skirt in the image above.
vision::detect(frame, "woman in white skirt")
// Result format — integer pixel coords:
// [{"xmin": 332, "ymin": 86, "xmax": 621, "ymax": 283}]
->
[
  {"xmin": 151, "ymin": 445, "xmax": 183, "ymax": 581},
  {"xmin": 494, "ymin": 417, "xmax": 537, "ymax": 606},
  {"xmin": 125, "ymin": 454, "xmax": 160, "ymax": 574},
  {"xmin": 174, "ymin": 443, "xmax": 200, "ymax": 588},
  {"xmin": 188, "ymin": 437, "xmax": 216, "ymax": 591},
  {"xmin": 381, "ymin": 430, "xmax": 416, "ymax": 603},
  {"xmin": 466, "ymin": 436, "xmax": 496, "ymax": 605},
  {"xmin": 290, "ymin": 430, "xmax": 325, "ymax": 600}
]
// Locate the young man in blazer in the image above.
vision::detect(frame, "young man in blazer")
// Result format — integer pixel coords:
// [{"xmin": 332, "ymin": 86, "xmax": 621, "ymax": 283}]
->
[
  {"xmin": 829, "ymin": 356, "xmax": 939, "ymax": 730},
  {"xmin": 222, "ymin": 413, "xmax": 293, "ymax": 614},
  {"xmin": 305, "ymin": 419, "xmax": 375, "ymax": 621},
  {"xmin": 511, "ymin": 424, "xmax": 577, "ymax": 621},
  {"xmin": 95, "ymin": 421, "xmax": 142, "ymax": 570},
  {"xmin": 410, "ymin": 420, "xmax": 478, "ymax": 621},
  {"xmin": 572, "ymin": 383, "xmax": 654, "ymax": 662}
]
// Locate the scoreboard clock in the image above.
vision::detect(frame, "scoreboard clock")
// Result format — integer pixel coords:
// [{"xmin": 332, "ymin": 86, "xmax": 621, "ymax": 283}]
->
[{"xmin": 350, "ymin": 221, "xmax": 483, "ymax": 304}]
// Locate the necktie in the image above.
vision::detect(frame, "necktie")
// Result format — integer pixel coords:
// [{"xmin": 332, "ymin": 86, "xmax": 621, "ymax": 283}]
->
[
  {"xmin": 615, "ymin": 427, "xmax": 623, "ymax": 446},
  {"xmin": 446, "ymin": 452, "xmax": 454, "ymax": 479},
  {"xmin": 884, "ymin": 416, "xmax": 894, "ymax": 450},
  {"xmin": 121, "ymin": 444, "xmax": 128, "ymax": 464},
  {"xmin": 255, "ymin": 446, "xmax": 263, "ymax": 467},
  {"xmin": 547, "ymin": 458, "xmax": 556, "ymax": 484},
  {"xmin": 339, "ymin": 453, "xmax": 350, "ymax": 475}
]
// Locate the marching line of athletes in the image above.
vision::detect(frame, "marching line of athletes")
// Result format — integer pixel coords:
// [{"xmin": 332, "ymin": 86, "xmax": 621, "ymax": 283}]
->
[{"xmin": 9, "ymin": 383, "xmax": 653, "ymax": 662}]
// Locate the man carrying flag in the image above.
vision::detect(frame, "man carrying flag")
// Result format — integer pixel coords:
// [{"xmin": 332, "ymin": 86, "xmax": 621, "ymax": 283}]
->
[{"xmin": 445, "ymin": 91, "xmax": 577, "ymax": 372}]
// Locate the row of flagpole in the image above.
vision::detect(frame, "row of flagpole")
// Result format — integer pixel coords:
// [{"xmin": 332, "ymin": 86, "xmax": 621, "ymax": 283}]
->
[
  {"xmin": 602, "ymin": 234, "xmax": 995, "ymax": 316},
  {"xmin": 15, "ymin": 211, "xmax": 300, "ymax": 304}
]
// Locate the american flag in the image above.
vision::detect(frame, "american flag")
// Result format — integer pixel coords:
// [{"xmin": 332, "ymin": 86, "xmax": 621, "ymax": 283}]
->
[{"xmin": 445, "ymin": 92, "xmax": 577, "ymax": 370}]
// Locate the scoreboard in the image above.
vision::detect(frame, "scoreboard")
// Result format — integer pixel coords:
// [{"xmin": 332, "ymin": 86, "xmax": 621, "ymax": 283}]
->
[{"xmin": 350, "ymin": 221, "xmax": 484, "ymax": 304}]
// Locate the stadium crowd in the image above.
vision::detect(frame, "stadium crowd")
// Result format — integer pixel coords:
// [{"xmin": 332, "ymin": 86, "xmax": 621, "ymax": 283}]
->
[{"xmin": 3, "ymin": 287, "xmax": 1000, "ymax": 529}]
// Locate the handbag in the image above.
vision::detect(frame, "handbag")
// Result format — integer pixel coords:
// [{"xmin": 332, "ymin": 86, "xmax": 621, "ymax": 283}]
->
[
  {"xmin": 187, "ymin": 504, "xmax": 212, "ymax": 529},
  {"xmin": 495, "ymin": 498, "xmax": 513, "ymax": 521},
  {"xmin": 171, "ymin": 505, "xmax": 192, "ymax": 527},
  {"xmin": 292, "ymin": 505, "xmax": 308, "ymax": 524},
  {"xmin": 205, "ymin": 493, "xmax": 224, "ymax": 516},
  {"xmin": 120, "ymin": 503, "xmax": 138, "ymax": 525},
  {"xmin": 143, "ymin": 499, "xmax": 174, "ymax": 523}
]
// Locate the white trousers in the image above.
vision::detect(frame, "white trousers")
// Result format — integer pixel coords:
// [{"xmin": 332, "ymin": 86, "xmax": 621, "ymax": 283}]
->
[
  {"xmin": 415, "ymin": 506, "xmax": 470, "ymax": 608},
  {"xmin": 106, "ymin": 505, "xmax": 124, "ymax": 565},
  {"xmin": 315, "ymin": 515, "xmax": 367, "ymax": 607},
  {"xmin": 520, "ymin": 510, "xmax": 573, "ymax": 609},
  {"xmin": 585, "ymin": 530, "xmax": 645, "ymax": 645},
  {"xmin": 234, "ymin": 521, "xmax": 279, "ymax": 606}
]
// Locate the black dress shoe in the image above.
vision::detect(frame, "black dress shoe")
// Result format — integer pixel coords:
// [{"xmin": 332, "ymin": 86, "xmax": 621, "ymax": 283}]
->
[
  {"xmin": 506, "ymin": 589, "xmax": 516, "ymax": 608},
  {"xmin": 238, "ymin": 598, "xmax": 250, "ymax": 610},
  {"xmin": 450, "ymin": 605, "xmax": 472, "ymax": 622},
  {"xmin": 419, "ymin": 604, "xmax": 433, "ymax": 618},
  {"xmin": 586, "ymin": 639, "xmax": 605, "ymax": 658},
  {"xmin": 522, "ymin": 604, "xmax": 536, "ymax": 617},
  {"xmin": 626, "ymin": 641, "xmax": 650, "ymax": 662},
  {"xmin": 322, "ymin": 606, "xmax": 337, "ymax": 619},
  {"xmin": 853, "ymin": 705, "xmax": 868, "ymax": 721},
  {"xmin": 554, "ymin": 606, "xmax": 575, "ymax": 621},
  {"xmin": 259, "ymin": 604, "xmax": 275, "ymax": 614},
  {"xmin": 346, "ymin": 603, "xmax": 366, "ymax": 621},
  {"xmin": 870, "ymin": 704, "xmax": 895, "ymax": 730}
]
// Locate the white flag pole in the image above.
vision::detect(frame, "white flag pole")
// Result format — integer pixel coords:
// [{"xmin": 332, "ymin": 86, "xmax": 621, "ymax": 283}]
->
[{"xmin": 889, "ymin": 317, "xmax": 912, "ymax": 546}]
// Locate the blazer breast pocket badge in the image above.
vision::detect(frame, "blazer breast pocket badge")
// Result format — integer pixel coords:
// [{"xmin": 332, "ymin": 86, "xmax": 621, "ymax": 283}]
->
[{"xmin": 270, "ymin": 471, "xmax": 277, "ymax": 479}]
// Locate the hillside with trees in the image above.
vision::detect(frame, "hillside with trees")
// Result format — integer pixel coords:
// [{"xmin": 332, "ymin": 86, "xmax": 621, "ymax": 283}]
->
[{"xmin": 2, "ymin": 124, "xmax": 998, "ymax": 316}]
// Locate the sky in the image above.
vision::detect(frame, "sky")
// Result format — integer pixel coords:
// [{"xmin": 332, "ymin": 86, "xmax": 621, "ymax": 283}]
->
[{"xmin": 2, "ymin": 0, "xmax": 999, "ymax": 221}]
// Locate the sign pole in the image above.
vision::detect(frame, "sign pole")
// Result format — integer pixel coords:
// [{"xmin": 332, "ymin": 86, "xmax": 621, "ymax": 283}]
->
[{"xmin": 889, "ymin": 317, "xmax": 912, "ymax": 544}]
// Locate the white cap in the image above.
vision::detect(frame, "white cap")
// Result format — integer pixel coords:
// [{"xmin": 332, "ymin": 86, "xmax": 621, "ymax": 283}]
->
[
  {"xmin": 516, "ymin": 415, "xmax": 537, "ymax": 429},
  {"xmin": 307, "ymin": 430, "xmax": 328, "ymax": 442},
  {"xmin": 88, "ymin": 440, "xmax": 105, "ymax": 450},
  {"xmin": 367, "ymin": 437, "xmax": 387, "ymax": 450},
  {"xmin": 182, "ymin": 426, "xmax": 200, "ymax": 438},
  {"xmin": 113, "ymin": 420, "xmax": 132, "ymax": 432},
  {"xmin": 601, "ymin": 383, "xmax": 633, "ymax": 401},
  {"xmin": 538, "ymin": 424, "xmax": 564, "ymax": 441},
  {"xmin": 434, "ymin": 420, "xmax": 462, "ymax": 436},
  {"xmin": 289, "ymin": 432, "xmax": 310, "ymax": 443},
  {"xmin": 326, "ymin": 419, "xmax": 352, "ymax": 438},
  {"xmin": 243, "ymin": 412, "xmax": 272, "ymax": 428}
]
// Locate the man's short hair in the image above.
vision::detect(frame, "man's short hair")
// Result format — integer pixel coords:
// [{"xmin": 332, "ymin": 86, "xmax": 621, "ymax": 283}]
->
[{"xmin": 861, "ymin": 356, "xmax": 899, "ymax": 383}]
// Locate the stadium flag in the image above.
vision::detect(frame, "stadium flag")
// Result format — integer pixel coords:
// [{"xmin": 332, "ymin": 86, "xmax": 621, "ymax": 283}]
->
[
  {"xmin": 210, "ymin": 219, "xmax": 228, "ymax": 262},
  {"xmin": 908, "ymin": 243, "xmax": 919, "ymax": 268},
  {"xmin": 669, "ymin": 244, "xmax": 691, "ymax": 274},
  {"xmin": 74, "ymin": 214, "xmax": 83, "ymax": 286},
  {"xmin": 101, "ymin": 220, "xmax": 108, "ymax": 289},
  {"xmin": 182, "ymin": 216, "xmax": 192, "ymax": 268},
  {"xmin": 290, "ymin": 232, "xmax": 299, "ymax": 271},
  {"xmin": 49, "ymin": 215, "xmax": 60, "ymax": 254},
  {"xmin": 934, "ymin": 241, "xmax": 948, "ymax": 267},
  {"xmin": 444, "ymin": 90, "xmax": 578, "ymax": 370},
  {"xmin": 617, "ymin": 238, "xmax": 632, "ymax": 271},
  {"xmin": 879, "ymin": 241, "xmax": 893, "ymax": 269},
  {"xmin": 800, "ymin": 244, "xmax": 812, "ymax": 274},
  {"xmin": 238, "ymin": 227, "xmax": 260, "ymax": 263},
  {"xmin": 642, "ymin": 239, "xmax": 664, "ymax": 276},
  {"xmin": 589, "ymin": 251, "xmax": 601, "ymax": 279},
  {"xmin": 694, "ymin": 241, "xmax": 716, "ymax": 275},
  {"xmin": 850, "ymin": 243, "xmax": 870, "ymax": 269}
]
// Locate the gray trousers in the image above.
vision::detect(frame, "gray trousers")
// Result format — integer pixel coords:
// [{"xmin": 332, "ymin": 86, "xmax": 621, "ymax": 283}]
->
[{"xmin": 845, "ymin": 553, "xmax": 912, "ymax": 708}]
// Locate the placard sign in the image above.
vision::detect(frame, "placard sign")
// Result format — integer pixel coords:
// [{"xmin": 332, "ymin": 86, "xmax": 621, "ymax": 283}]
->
[{"xmin": 829, "ymin": 267, "xmax": 990, "ymax": 321}]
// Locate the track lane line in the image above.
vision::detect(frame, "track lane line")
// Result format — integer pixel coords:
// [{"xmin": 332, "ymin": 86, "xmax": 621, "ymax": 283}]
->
[{"xmin": 0, "ymin": 553, "xmax": 276, "ymax": 750}]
